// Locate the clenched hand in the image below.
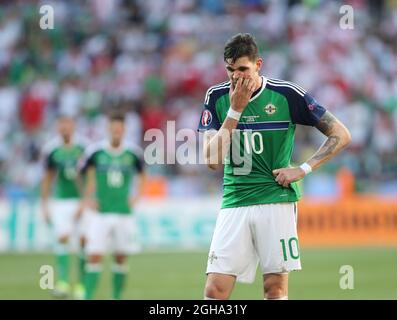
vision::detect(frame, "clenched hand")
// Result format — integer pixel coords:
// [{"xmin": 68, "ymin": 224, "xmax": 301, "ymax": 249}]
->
[{"xmin": 272, "ymin": 167, "xmax": 306, "ymax": 188}]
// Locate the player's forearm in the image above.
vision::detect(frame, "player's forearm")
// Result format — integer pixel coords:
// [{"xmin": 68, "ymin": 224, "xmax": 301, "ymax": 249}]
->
[
  {"xmin": 135, "ymin": 172, "xmax": 146, "ymax": 199},
  {"xmin": 41, "ymin": 188, "xmax": 50, "ymax": 208},
  {"xmin": 41, "ymin": 181, "xmax": 50, "ymax": 203},
  {"xmin": 41, "ymin": 171, "xmax": 53, "ymax": 207},
  {"xmin": 75, "ymin": 173, "xmax": 85, "ymax": 196},
  {"xmin": 83, "ymin": 181, "xmax": 95, "ymax": 203},
  {"xmin": 204, "ymin": 117, "xmax": 239, "ymax": 170},
  {"xmin": 82, "ymin": 185, "xmax": 95, "ymax": 211},
  {"xmin": 306, "ymin": 112, "xmax": 351, "ymax": 171},
  {"xmin": 306, "ymin": 133, "xmax": 350, "ymax": 170},
  {"xmin": 82, "ymin": 168, "xmax": 96, "ymax": 207}
]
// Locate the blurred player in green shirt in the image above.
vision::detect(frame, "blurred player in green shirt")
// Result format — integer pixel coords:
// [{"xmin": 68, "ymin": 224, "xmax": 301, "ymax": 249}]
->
[
  {"xmin": 81, "ymin": 112, "xmax": 145, "ymax": 300},
  {"xmin": 41, "ymin": 116, "xmax": 87, "ymax": 299}
]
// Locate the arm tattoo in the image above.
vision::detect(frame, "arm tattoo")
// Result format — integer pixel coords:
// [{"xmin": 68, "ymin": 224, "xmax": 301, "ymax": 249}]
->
[
  {"xmin": 315, "ymin": 111, "xmax": 337, "ymax": 136},
  {"xmin": 308, "ymin": 111, "xmax": 350, "ymax": 166},
  {"xmin": 312, "ymin": 135, "xmax": 341, "ymax": 160}
]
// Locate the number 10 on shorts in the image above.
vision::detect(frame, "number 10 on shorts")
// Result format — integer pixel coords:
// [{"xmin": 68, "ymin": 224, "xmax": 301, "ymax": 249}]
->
[{"xmin": 280, "ymin": 237, "xmax": 300, "ymax": 261}]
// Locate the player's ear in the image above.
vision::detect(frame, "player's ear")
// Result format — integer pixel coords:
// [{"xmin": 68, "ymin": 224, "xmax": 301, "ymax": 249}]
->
[{"xmin": 256, "ymin": 58, "xmax": 263, "ymax": 72}]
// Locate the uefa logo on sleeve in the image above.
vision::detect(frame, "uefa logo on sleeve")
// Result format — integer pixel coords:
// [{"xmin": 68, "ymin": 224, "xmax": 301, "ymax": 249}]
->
[
  {"xmin": 201, "ymin": 110, "xmax": 212, "ymax": 127},
  {"xmin": 308, "ymin": 103, "xmax": 315, "ymax": 111}
]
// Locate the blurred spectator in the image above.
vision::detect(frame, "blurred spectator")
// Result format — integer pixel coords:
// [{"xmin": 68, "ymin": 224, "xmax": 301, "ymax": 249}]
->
[{"xmin": 20, "ymin": 88, "xmax": 46, "ymax": 132}]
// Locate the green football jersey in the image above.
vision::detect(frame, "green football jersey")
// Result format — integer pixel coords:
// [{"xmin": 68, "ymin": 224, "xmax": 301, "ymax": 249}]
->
[
  {"xmin": 83, "ymin": 141, "xmax": 143, "ymax": 214},
  {"xmin": 44, "ymin": 137, "xmax": 85, "ymax": 199},
  {"xmin": 198, "ymin": 76, "xmax": 326, "ymax": 209}
]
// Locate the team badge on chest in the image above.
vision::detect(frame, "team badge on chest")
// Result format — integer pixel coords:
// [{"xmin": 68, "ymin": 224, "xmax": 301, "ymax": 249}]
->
[{"xmin": 264, "ymin": 104, "xmax": 277, "ymax": 115}]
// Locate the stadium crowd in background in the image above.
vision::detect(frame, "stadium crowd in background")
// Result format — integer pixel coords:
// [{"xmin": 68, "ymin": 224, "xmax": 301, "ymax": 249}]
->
[{"xmin": 1, "ymin": 0, "xmax": 397, "ymax": 198}]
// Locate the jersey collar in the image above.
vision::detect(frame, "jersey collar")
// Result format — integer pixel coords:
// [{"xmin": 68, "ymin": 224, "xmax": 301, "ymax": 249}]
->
[
  {"xmin": 249, "ymin": 76, "xmax": 267, "ymax": 102},
  {"xmin": 61, "ymin": 134, "xmax": 76, "ymax": 147},
  {"xmin": 106, "ymin": 141, "xmax": 126, "ymax": 156}
]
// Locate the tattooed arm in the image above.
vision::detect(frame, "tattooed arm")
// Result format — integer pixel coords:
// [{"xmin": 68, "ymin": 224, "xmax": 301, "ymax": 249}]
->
[
  {"xmin": 273, "ymin": 111, "xmax": 351, "ymax": 187},
  {"xmin": 305, "ymin": 111, "xmax": 351, "ymax": 170}
]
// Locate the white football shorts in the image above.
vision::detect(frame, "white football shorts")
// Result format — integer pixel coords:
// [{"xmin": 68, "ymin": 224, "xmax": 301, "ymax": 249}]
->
[
  {"xmin": 50, "ymin": 199, "xmax": 88, "ymax": 240},
  {"xmin": 206, "ymin": 202, "xmax": 301, "ymax": 283},
  {"xmin": 85, "ymin": 213, "xmax": 140, "ymax": 255}
]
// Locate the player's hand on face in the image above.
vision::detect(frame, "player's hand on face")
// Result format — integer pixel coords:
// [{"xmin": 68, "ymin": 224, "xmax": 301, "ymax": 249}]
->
[
  {"xmin": 272, "ymin": 167, "xmax": 306, "ymax": 188},
  {"xmin": 229, "ymin": 76, "xmax": 257, "ymax": 113}
]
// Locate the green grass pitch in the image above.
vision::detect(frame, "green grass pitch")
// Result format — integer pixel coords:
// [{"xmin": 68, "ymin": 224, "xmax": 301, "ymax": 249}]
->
[{"xmin": 1, "ymin": 248, "xmax": 397, "ymax": 300}]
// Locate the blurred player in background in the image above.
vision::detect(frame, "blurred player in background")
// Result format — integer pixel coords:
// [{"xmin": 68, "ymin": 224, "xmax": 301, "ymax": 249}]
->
[
  {"xmin": 81, "ymin": 112, "xmax": 145, "ymax": 300},
  {"xmin": 41, "ymin": 115, "xmax": 87, "ymax": 299},
  {"xmin": 199, "ymin": 33, "xmax": 351, "ymax": 300}
]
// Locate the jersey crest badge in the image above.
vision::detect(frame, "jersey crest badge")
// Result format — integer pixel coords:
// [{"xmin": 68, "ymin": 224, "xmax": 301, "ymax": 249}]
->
[
  {"xmin": 264, "ymin": 104, "xmax": 277, "ymax": 115},
  {"xmin": 201, "ymin": 110, "xmax": 212, "ymax": 126}
]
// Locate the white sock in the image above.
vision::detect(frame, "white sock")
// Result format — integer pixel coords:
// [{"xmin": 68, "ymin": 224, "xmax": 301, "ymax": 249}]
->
[
  {"xmin": 85, "ymin": 263, "xmax": 102, "ymax": 273},
  {"xmin": 55, "ymin": 243, "xmax": 69, "ymax": 255},
  {"xmin": 112, "ymin": 263, "xmax": 129, "ymax": 274},
  {"xmin": 204, "ymin": 296, "xmax": 220, "ymax": 300}
]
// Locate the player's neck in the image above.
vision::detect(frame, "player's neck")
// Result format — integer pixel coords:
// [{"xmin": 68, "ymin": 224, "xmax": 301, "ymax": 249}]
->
[
  {"xmin": 255, "ymin": 75, "xmax": 263, "ymax": 91},
  {"xmin": 251, "ymin": 76, "xmax": 263, "ymax": 98},
  {"xmin": 62, "ymin": 136, "xmax": 72, "ymax": 146},
  {"xmin": 110, "ymin": 140, "xmax": 121, "ymax": 149}
]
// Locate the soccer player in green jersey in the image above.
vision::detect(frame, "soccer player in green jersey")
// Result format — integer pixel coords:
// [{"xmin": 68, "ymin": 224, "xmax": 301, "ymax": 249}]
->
[
  {"xmin": 198, "ymin": 33, "xmax": 351, "ymax": 300},
  {"xmin": 41, "ymin": 116, "xmax": 87, "ymax": 299},
  {"xmin": 81, "ymin": 112, "xmax": 145, "ymax": 300}
]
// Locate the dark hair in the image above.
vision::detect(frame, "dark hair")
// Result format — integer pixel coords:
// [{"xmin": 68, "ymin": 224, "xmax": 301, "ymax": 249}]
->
[
  {"xmin": 109, "ymin": 111, "xmax": 125, "ymax": 123},
  {"xmin": 224, "ymin": 33, "xmax": 259, "ymax": 63}
]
